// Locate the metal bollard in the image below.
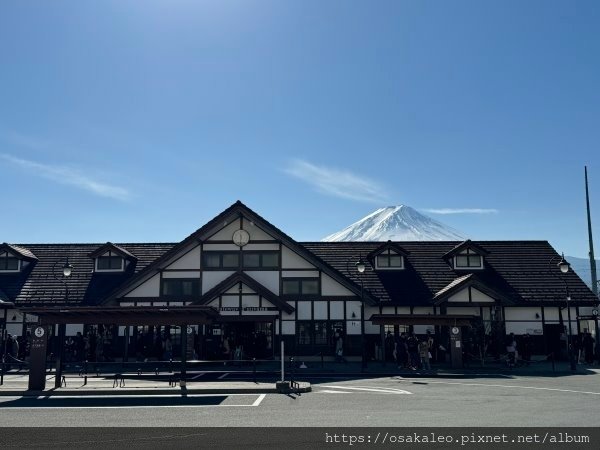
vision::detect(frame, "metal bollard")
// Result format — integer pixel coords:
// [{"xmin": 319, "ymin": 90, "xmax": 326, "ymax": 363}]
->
[
  {"xmin": 253, "ymin": 358, "xmax": 256, "ymax": 383},
  {"xmin": 320, "ymin": 352, "xmax": 324, "ymax": 369},
  {"xmin": 289, "ymin": 357, "xmax": 295, "ymax": 385}
]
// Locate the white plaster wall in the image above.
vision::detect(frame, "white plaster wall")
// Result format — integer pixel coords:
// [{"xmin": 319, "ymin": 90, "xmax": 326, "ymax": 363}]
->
[
  {"xmin": 165, "ymin": 245, "xmax": 201, "ymax": 270},
  {"xmin": 246, "ymin": 223, "xmax": 275, "ymax": 241},
  {"xmin": 202, "ymin": 243, "xmax": 239, "ymax": 251},
  {"xmin": 282, "ymin": 301, "xmax": 296, "ymax": 319},
  {"xmin": 125, "ymin": 273, "xmax": 161, "ymax": 297},
  {"xmin": 471, "ymin": 288, "xmax": 495, "ymax": 302},
  {"xmin": 245, "ymin": 271, "xmax": 279, "ymax": 295},
  {"xmin": 364, "ymin": 306, "xmax": 380, "ymax": 319},
  {"xmin": 5, "ymin": 324, "xmax": 23, "ymax": 336},
  {"xmin": 241, "ymin": 295, "xmax": 261, "ymax": 308},
  {"xmin": 243, "ymin": 243, "xmax": 279, "ymax": 251},
  {"xmin": 542, "ymin": 307, "xmax": 577, "ymax": 321},
  {"xmin": 207, "ymin": 299, "xmax": 220, "ymax": 307},
  {"xmin": 281, "ymin": 246, "xmax": 315, "ymax": 269},
  {"xmin": 413, "ymin": 307, "xmax": 433, "ymax": 314},
  {"xmin": 381, "ymin": 306, "xmax": 395, "ymax": 315},
  {"xmin": 414, "ymin": 325, "xmax": 435, "ymax": 334},
  {"xmin": 505, "ymin": 321, "xmax": 544, "ymax": 335},
  {"xmin": 346, "ymin": 301, "xmax": 362, "ymax": 319},
  {"xmin": 281, "ymin": 321, "xmax": 295, "ymax": 335},
  {"xmin": 321, "ymin": 273, "xmax": 355, "ymax": 296},
  {"xmin": 282, "ymin": 270, "xmax": 319, "ymax": 278},
  {"xmin": 225, "ymin": 284, "xmax": 255, "ymax": 294},
  {"xmin": 163, "ymin": 271, "xmax": 201, "ymax": 279},
  {"xmin": 504, "ymin": 307, "xmax": 542, "ymax": 321},
  {"xmin": 447, "ymin": 288, "xmax": 469, "ymax": 302},
  {"xmin": 202, "ymin": 271, "xmax": 235, "ymax": 294},
  {"xmin": 66, "ymin": 324, "xmax": 84, "ymax": 335},
  {"xmin": 446, "ymin": 306, "xmax": 480, "ymax": 315},
  {"xmin": 314, "ymin": 302, "xmax": 328, "ymax": 320},
  {"xmin": 297, "ymin": 302, "xmax": 312, "ymax": 320},
  {"xmin": 347, "ymin": 320, "xmax": 362, "ymax": 335},
  {"xmin": 330, "ymin": 301, "xmax": 344, "ymax": 320},
  {"xmin": 364, "ymin": 321, "xmax": 380, "ymax": 334},
  {"xmin": 207, "ymin": 219, "xmax": 241, "ymax": 241},
  {"xmin": 397, "ymin": 307, "xmax": 410, "ymax": 314}
]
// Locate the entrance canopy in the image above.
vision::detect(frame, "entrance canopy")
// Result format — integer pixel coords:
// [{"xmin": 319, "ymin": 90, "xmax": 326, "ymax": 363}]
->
[
  {"xmin": 370, "ymin": 314, "xmax": 478, "ymax": 327},
  {"xmin": 19, "ymin": 305, "xmax": 219, "ymax": 326}
]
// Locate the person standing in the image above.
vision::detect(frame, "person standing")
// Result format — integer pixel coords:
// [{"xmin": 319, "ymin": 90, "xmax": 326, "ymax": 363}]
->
[
  {"xmin": 506, "ymin": 333, "xmax": 517, "ymax": 368},
  {"xmin": 419, "ymin": 338, "xmax": 431, "ymax": 371},
  {"xmin": 335, "ymin": 331, "xmax": 345, "ymax": 363},
  {"xmin": 407, "ymin": 333, "xmax": 419, "ymax": 370}
]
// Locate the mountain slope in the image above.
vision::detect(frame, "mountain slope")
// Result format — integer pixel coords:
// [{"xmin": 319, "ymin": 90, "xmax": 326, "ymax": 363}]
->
[
  {"xmin": 566, "ymin": 255, "xmax": 600, "ymax": 290},
  {"xmin": 322, "ymin": 205, "xmax": 466, "ymax": 242}
]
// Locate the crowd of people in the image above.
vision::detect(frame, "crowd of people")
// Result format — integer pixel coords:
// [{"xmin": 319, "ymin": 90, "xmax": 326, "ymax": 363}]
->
[{"xmin": 384, "ymin": 331, "xmax": 437, "ymax": 370}]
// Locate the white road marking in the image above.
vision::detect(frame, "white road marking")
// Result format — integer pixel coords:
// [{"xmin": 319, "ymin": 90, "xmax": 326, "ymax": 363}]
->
[
  {"xmin": 252, "ymin": 394, "xmax": 266, "ymax": 406},
  {"xmin": 191, "ymin": 372, "xmax": 206, "ymax": 380},
  {"xmin": 218, "ymin": 373, "xmax": 229, "ymax": 379},
  {"xmin": 394, "ymin": 377, "xmax": 600, "ymax": 396},
  {"xmin": 318, "ymin": 390, "xmax": 352, "ymax": 394},
  {"xmin": 321, "ymin": 385, "xmax": 412, "ymax": 394}
]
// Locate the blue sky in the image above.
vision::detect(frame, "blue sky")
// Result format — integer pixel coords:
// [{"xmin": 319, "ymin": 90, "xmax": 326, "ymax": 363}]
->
[{"xmin": 0, "ymin": 1, "xmax": 598, "ymax": 258}]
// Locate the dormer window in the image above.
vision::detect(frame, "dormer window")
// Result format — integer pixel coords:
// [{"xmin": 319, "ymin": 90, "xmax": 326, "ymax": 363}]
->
[
  {"xmin": 0, "ymin": 251, "xmax": 20, "ymax": 272},
  {"xmin": 375, "ymin": 249, "xmax": 404, "ymax": 270},
  {"xmin": 96, "ymin": 251, "xmax": 124, "ymax": 272},
  {"xmin": 454, "ymin": 249, "xmax": 483, "ymax": 269}
]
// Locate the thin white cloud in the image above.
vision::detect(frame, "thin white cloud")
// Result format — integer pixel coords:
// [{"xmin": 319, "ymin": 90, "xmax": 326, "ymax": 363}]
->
[
  {"xmin": 284, "ymin": 159, "xmax": 388, "ymax": 204},
  {"xmin": 0, "ymin": 153, "xmax": 132, "ymax": 201},
  {"xmin": 423, "ymin": 208, "xmax": 499, "ymax": 215}
]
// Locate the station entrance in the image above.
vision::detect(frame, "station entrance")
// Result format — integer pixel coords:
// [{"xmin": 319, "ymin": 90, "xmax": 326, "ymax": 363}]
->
[{"xmin": 205, "ymin": 319, "xmax": 275, "ymax": 361}]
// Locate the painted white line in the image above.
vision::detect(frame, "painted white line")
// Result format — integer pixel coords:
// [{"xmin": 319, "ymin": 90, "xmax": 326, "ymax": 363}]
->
[
  {"xmin": 252, "ymin": 394, "xmax": 266, "ymax": 406},
  {"xmin": 394, "ymin": 377, "xmax": 600, "ymax": 396},
  {"xmin": 322, "ymin": 385, "xmax": 412, "ymax": 394},
  {"xmin": 218, "ymin": 373, "xmax": 229, "ymax": 379},
  {"xmin": 319, "ymin": 390, "xmax": 352, "ymax": 394},
  {"xmin": 191, "ymin": 372, "xmax": 206, "ymax": 380}
]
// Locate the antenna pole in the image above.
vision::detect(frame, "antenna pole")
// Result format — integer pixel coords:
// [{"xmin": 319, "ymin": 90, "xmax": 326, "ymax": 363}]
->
[{"xmin": 585, "ymin": 166, "xmax": 598, "ymax": 296}]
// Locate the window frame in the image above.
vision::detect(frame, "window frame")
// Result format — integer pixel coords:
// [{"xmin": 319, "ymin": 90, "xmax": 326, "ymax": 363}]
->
[
  {"xmin": 454, "ymin": 248, "xmax": 484, "ymax": 269},
  {"xmin": 375, "ymin": 249, "xmax": 404, "ymax": 270},
  {"xmin": 242, "ymin": 251, "xmax": 280, "ymax": 270},
  {"xmin": 202, "ymin": 251, "xmax": 241, "ymax": 270},
  {"xmin": 161, "ymin": 278, "xmax": 201, "ymax": 298},
  {"xmin": 282, "ymin": 278, "xmax": 320, "ymax": 297},
  {"xmin": 95, "ymin": 250, "xmax": 125, "ymax": 272},
  {"xmin": 0, "ymin": 251, "xmax": 20, "ymax": 273}
]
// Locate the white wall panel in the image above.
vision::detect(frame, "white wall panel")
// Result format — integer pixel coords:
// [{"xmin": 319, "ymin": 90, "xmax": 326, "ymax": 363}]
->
[
  {"xmin": 245, "ymin": 271, "xmax": 279, "ymax": 294},
  {"xmin": 5, "ymin": 324, "xmax": 23, "ymax": 336},
  {"xmin": 413, "ymin": 307, "xmax": 433, "ymax": 314},
  {"xmin": 163, "ymin": 271, "xmax": 200, "ymax": 279},
  {"xmin": 330, "ymin": 301, "xmax": 344, "ymax": 320},
  {"xmin": 165, "ymin": 245, "xmax": 201, "ymax": 270},
  {"xmin": 364, "ymin": 306, "xmax": 380, "ymax": 319},
  {"xmin": 446, "ymin": 306, "xmax": 480, "ymax": 315},
  {"xmin": 125, "ymin": 273, "xmax": 160, "ymax": 297},
  {"xmin": 346, "ymin": 301, "xmax": 362, "ymax": 319},
  {"xmin": 447, "ymin": 288, "xmax": 469, "ymax": 302},
  {"xmin": 504, "ymin": 307, "xmax": 542, "ymax": 321},
  {"xmin": 202, "ymin": 243, "xmax": 239, "ymax": 251},
  {"xmin": 397, "ymin": 307, "xmax": 410, "ymax": 314},
  {"xmin": 346, "ymin": 320, "xmax": 362, "ymax": 335},
  {"xmin": 471, "ymin": 288, "xmax": 495, "ymax": 303},
  {"xmin": 282, "ymin": 270, "xmax": 319, "ymax": 278},
  {"xmin": 243, "ymin": 243, "xmax": 279, "ymax": 251},
  {"xmin": 297, "ymin": 302, "xmax": 312, "ymax": 320},
  {"xmin": 314, "ymin": 301, "xmax": 328, "ymax": 320},
  {"xmin": 66, "ymin": 324, "xmax": 83, "ymax": 336},
  {"xmin": 282, "ymin": 302, "xmax": 296, "ymax": 319},
  {"xmin": 246, "ymin": 223, "xmax": 275, "ymax": 241},
  {"xmin": 364, "ymin": 321, "xmax": 380, "ymax": 334},
  {"xmin": 505, "ymin": 321, "xmax": 544, "ymax": 335},
  {"xmin": 281, "ymin": 246, "xmax": 315, "ymax": 269},
  {"xmin": 202, "ymin": 272, "xmax": 235, "ymax": 294},
  {"xmin": 282, "ymin": 321, "xmax": 295, "ymax": 335},
  {"xmin": 241, "ymin": 295, "xmax": 260, "ymax": 309},
  {"xmin": 207, "ymin": 219, "xmax": 241, "ymax": 241},
  {"xmin": 321, "ymin": 273, "xmax": 354, "ymax": 296}
]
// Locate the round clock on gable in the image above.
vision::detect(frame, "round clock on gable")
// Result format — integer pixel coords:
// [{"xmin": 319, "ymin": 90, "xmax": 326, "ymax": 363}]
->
[{"xmin": 232, "ymin": 229, "xmax": 250, "ymax": 247}]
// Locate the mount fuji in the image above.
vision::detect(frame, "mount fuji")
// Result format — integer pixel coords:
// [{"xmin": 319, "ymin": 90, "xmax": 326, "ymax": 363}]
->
[{"xmin": 322, "ymin": 205, "xmax": 466, "ymax": 242}]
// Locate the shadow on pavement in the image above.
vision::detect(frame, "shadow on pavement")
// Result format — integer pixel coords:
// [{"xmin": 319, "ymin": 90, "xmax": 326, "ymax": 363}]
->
[{"xmin": 0, "ymin": 395, "xmax": 229, "ymax": 408}]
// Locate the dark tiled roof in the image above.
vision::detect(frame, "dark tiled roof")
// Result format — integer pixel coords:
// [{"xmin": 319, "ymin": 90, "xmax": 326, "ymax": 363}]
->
[
  {"xmin": 88, "ymin": 242, "xmax": 138, "ymax": 260},
  {"xmin": 0, "ymin": 243, "xmax": 174, "ymax": 306},
  {"xmin": 1, "ymin": 243, "xmax": 38, "ymax": 261},
  {"xmin": 301, "ymin": 241, "xmax": 598, "ymax": 306}
]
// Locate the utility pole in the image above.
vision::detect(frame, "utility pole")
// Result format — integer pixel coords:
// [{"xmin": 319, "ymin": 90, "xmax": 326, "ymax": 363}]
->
[{"xmin": 585, "ymin": 166, "xmax": 598, "ymax": 296}]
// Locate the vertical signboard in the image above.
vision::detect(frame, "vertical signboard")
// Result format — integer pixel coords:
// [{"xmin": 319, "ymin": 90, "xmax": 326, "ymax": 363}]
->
[
  {"xmin": 450, "ymin": 326, "xmax": 463, "ymax": 369},
  {"xmin": 28, "ymin": 325, "xmax": 49, "ymax": 391}
]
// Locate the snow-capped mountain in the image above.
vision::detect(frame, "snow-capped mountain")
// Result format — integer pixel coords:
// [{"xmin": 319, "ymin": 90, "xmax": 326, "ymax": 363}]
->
[
  {"xmin": 566, "ymin": 255, "xmax": 599, "ymax": 290},
  {"xmin": 322, "ymin": 205, "xmax": 466, "ymax": 242}
]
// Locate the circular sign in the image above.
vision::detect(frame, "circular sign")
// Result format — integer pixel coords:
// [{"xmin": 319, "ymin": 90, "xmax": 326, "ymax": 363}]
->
[
  {"xmin": 451, "ymin": 327, "xmax": 460, "ymax": 335},
  {"xmin": 187, "ymin": 326, "xmax": 194, "ymax": 335},
  {"xmin": 232, "ymin": 229, "xmax": 250, "ymax": 247},
  {"xmin": 34, "ymin": 327, "xmax": 45, "ymax": 338},
  {"xmin": 592, "ymin": 309, "xmax": 599, "ymax": 316}
]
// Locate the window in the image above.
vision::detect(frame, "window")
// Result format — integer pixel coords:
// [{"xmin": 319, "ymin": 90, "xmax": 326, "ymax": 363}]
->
[
  {"xmin": 454, "ymin": 249, "xmax": 483, "ymax": 268},
  {"xmin": 0, "ymin": 252, "xmax": 19, "ymax": 271},
  {"xmin": 203, "ymin": 252, "xmax": 240, "ymax": 269},
  {"xmin": 295, "ymin": 321, "xmax": 345, "ymax": 347},
  {"xmin": 242, "ymin": 251, "xmax": 279, "ymax": 269},
  {"xmin": 375, "ymin": 249, "xmax": 403, "ymax": 269},
  {"xmin": 282, "ymin": 278, "xmax": 320, "ymax": 296},
  {"xmin": 162, "ymin": 279, "xmax": 200, "ymax": 297},
  {"xmin": 96, "ymin": 251, "xmax": 124, "ymax": 271}
]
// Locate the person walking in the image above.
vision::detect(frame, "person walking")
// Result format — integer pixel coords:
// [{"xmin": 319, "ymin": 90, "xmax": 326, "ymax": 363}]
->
[
  {"xmin": 419, "ymin": 338, "xmax": 431, "ymax": 371},
  {"xmin": 335, "ymin": 331, "xmax": 345, "ymax": 363},
  {"xmin": 506, "ymin": 333, "xmax": 517, "ymax": 368}
]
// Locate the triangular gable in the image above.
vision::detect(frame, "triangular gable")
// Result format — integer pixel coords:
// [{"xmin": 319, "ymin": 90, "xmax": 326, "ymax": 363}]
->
[
  {"xmin": 88, "ymin": 242, "xmax": 138, "ymax": 261},
  {"xmin": 105, "ymin": 201, "xmax": 377, "ymax": 305},
  {"xmin": 367, "ymin": 241, "xmax": 410, "ymax": 261},
  {"xmin": 0, "ymin": 243, "xmax": 37, "ymax": 261},
  {"xmin": 193, "ymin": 271, "xmax": 295, "ymax": 314},
  {"xmin": 433, "ymin": 274, "xmax": 514, "ymax": 305},
  {"xmin": 442, "ymin": 240, "xmax": 489, "ymax": 260}
]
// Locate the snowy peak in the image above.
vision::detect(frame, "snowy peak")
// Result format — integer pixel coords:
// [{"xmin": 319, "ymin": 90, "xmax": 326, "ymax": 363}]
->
[{"xmin": 322, "ymin": 205, "xmax": 466, "ymax": 242}]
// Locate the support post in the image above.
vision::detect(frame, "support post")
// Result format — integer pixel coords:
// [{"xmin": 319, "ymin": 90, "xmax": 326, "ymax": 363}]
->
[
  {"xmin": 280, "ymin": 340, "xmax": 284, "ymax": 382},
  {"xmin": 380, "ymin": 325, "xmax": 386, "ymax": 366},
  {"xmin": 180, "ymin": 325, "xmax": 187, "ymax": 386},
  {"xmin": 54, "ymin": 323, "xmax": 66, "ymax": 389},
  {"xmin": 123, "ymin": 326, "xmax": 130, "ymax": 363}
]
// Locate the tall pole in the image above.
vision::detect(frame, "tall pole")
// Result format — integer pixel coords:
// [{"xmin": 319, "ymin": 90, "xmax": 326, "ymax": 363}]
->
[
  {"xmin": 585, "ymin": 166, "xmax": 598, "ymax": 296},
  {"xmin": 360, "ymin": 278, "xmax": 366, "ymax": 371}
]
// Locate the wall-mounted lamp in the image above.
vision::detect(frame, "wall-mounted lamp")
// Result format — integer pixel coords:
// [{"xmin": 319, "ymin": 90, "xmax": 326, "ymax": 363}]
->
[
  {"xmin": 535, "ymin": 313, "xmax": 540, "ymax": 319},
  {"xmin": 11, "ymin": 315, "xmax": 17, "ymax": 321}
]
